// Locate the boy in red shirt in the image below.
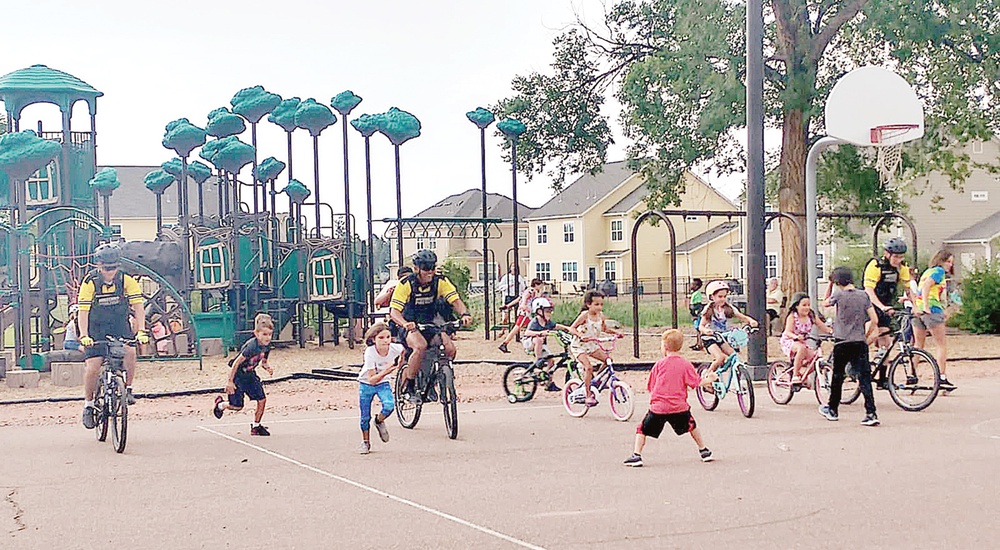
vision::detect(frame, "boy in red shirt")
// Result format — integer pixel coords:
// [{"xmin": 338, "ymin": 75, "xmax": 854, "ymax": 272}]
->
[{"xmin": 624, "ymin": 329, "xmax": 714, "ymax": 466}]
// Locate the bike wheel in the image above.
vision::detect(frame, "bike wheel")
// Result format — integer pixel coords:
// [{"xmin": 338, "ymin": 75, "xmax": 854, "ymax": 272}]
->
[
  {"xmin": 814, "ymin": 360, "xmax": 833, "ymax": 405},
  {"xmin": 608, "ymin": 380, "xmax": 634, "ymax": 422},
  {"xmin": 562, "ymin": 378, "xmax": 589, "ymax": 418},
  {"xmin": 767, "ymin": 360, "xmax": 794, "ymax": 405},
  {"xmin": 502, "ymin": 364, "xmax": 538, "ymax": 403},
  {"xmin": 888, "ymin": 348, "xmax": 940, "ymax": 412},
  {"xmin": 111, "ymin": 376, "xmax": 128, "ymax": 454},
  {"xmin": 441, "ymin": 368, "xmax": 459, "ymax": 439},
  {"xmin": 394, "ymin": 372, "xmax": 421, "ymax": 429},
  {"xmin": 841, "ymin": 367, "xmax": 861, "ymax": 405},
  {"xmin": 95, "ymin": 380, "xmax": 109, "ymax": 442},
  {"xmin": 735, "ymin": 366, "xmax": 755, "ymax": 418},
  {"xmin": 696, "ymin": 366, "xmax": 720, "ymax": 411}
]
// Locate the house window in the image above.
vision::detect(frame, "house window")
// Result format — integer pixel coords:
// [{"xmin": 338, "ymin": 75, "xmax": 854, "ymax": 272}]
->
[
  {"xmin": 416, "ymin": 234, "xmax": 425, "ymax": 249},
  {"xmin": 310, "ymin": 252, "xmax": 341, "ymax": 299},
  {"xmin": 25, "ymin": 161, "xmax": 59, "ymax": 205},
  {"xmin": 477, "ymin": 262, "xmax": 496, "ymax": 282},
  {"xmin": 610, "ymin": 219, "xmax": 623, "ymax": 242},
  {"xmin": 765, "ymin": 254, "xmax": 778, "ymax": 279},
  {"xmin": 196, "ymin": 241, "xmax": 230, "ymax": 288},
  {"xmin": 764, "ymin": 204, "xmax": 775, "ymax": 233},
  {"xmin": 535, "ymin": 262, "xmax": 551, "ymax": 281},
  {"xmin": 537, "ymin": 225, "xmax": 547, "ymax": 244},
  {"xmin": 563, "ymin": 222, "xmax": 575, "ymax": 243},
  {"xmin": 517, "ymin": 228, "xmax": 528, "ymax": 247},
  {"xmin": 815, "ymin": 252, "xmax": 826, "ymax": 279},
  {"xmin": 738, "ymin": 253, "xmax": 745, "ymax": 280},
  {"xmin": 111, "ymin": 225, "xmax": 123, "ymax": 239},
  {"xmin": 972, "ymin": 141, "xmax": 984, "ymax": 154},
  {"xmin": 428, "ymin": 237, "xmax": 437, "ymax": 250},
  {"xmin": 561, "ymin": 261, "xmax": 579, "ymax": 282},
  {"xmin": 603, "ymin": 260, "xmax": 617, "ymax": 281},
  {"xmin": 972, "ymin": 191, "xmax": 989, "ymax": 202}
]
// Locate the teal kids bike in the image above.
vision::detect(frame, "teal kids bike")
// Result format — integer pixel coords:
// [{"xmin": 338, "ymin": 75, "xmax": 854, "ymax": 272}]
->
[{"xmin": 696, "ymin": 326, "xmax": 757, "ymax": 418}]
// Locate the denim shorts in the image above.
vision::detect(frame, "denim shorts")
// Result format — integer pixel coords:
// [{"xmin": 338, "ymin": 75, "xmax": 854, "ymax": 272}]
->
[{"xmin": 912, "ymin": 312, "xmax": 945, "ymax": 330}]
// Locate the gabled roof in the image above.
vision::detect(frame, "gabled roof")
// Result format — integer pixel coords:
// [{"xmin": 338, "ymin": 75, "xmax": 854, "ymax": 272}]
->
[
  {"xmin": 103, "ymin": 165, "xmax": 222, "ymax": 220},
  {"xmin": 413, "ymin": 189, "xmax": 535, "ymax": 221},
  {"xmin": 604, "ymin": 184, "xmax": 649, "ymax": 215},
  {"xmin": 527, "ymin": 161, "xmax": 636, "ymax": 220},
  {"xmin": 673, "ymin": 222, "xmax": 740, "ymax": 254},
  {"xmin": 944, "ymin": 211, "xmax": 1000, "ymax": 242}
]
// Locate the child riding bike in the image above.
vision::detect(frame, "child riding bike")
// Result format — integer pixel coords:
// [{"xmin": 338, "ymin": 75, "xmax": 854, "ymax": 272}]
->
[
  {"xmin": 779, "ymin": 293, "xmax": 832, "ymax": 384},
  {"xmin": 522, "ymin": 297, "xmax": 583, "ymax": 392},
  {"xmin": 569, "ymin": 290, "xmax": 623, "ymax": 406},
  {"xmin": 698, "ymin": 280, "xmax": 759, "ymax": 385}
]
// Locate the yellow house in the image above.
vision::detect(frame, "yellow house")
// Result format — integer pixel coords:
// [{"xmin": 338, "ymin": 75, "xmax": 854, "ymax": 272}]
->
[
  {"xmin": 104, "ymin": 165, "xmax": 223, "ymax": 241},
  {"xmin": 525, "ymin": 161, "xmax": 740, "ymax": 295}
]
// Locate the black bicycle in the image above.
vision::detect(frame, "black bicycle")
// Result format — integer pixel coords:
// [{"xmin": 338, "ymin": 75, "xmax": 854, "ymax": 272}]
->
[
  {"xmin": 94, "ymin": 336, "xmax": 135, "ymax": 453},
  {"xmin": 395, "ymin": 320, "xmax": 462, "ymax": 439},
  {"xmin": 842, "ymin": 309, "xmax": 940, "ymax": 411},
  {"xmin": 502, "ymin": 331, "xmax": 577, "ymax": 403}
]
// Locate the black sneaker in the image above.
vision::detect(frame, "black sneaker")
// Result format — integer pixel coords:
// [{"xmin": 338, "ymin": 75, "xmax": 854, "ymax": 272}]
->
[
  {"xmin": 939, "ymin": 377, "xmax": 956, "ymax": 391},
  {"xmin": 699, "ymin": 448, "xmax": 714, "ymax": 462},
  {"xmin": 818, "ymin": 405, "xmax": 839, "ymax": 421},
  {"xmin": 82, "ymin": 405, "xmax": 97, "ymax": 429},
  {"xmin": 498, "ymin": 343, "xmax": 510, "ymax": 354},
  {"xmin": 544, "ymin": 382, "xmax": 561, "ymax": 392},
  {"xmin": 213, "ymin": 396, "xmax": 224, "ymax": 419},
  {"xmin": 861, "ymin": 413, "xmax": 880, "ymax": 427},
  {"xmin": 623, "ymin": 453, "xmax": 643, "ymax": 467},
  {"xmin": 250, "ymin": 424, "xmax": 270, "ymax": 436}
]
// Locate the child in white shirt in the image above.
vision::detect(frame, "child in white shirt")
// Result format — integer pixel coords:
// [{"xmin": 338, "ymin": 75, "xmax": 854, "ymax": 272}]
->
[{"xmin": 358, "ymin": 323, "xmax": 404, "ymax": 454}]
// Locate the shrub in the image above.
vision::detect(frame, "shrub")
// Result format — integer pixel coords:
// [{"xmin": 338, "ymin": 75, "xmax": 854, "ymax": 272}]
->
[
  {"xmin": 439, "ymin": 258, "xmax": 471, "ymax": 303},
  {"xmin": 954, "ymin": 261, "xmax": 1000, "ymax": 334}
]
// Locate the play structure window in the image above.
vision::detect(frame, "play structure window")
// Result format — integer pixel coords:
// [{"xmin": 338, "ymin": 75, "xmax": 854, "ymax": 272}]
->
[
  {"xmin": 610, "ymin": 219, "xmax": 623, "ymax": 242},
  {"xmin": 310, "ymin": 254, "xmax": 341, "ymax": 299},
  {"xmin": 197, "ymin": 243, "xmax": 230, "ymax": 288},
  {"xmin": 562, "ymin": 262, "xmax": 578, "ymax": 282},
  {"xmin": 535, "ymin": 262, "xmax": 551, "ymax": 282},
  {"xmin": 26, "ymin": 161, "xmax": 59, "ymax": 205}
]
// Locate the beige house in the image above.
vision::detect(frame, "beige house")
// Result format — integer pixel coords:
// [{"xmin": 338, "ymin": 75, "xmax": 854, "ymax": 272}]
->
[
  {"xmin": 400, "ymin": 189, "xmax": 534, "ymax": 287},
  {"xmin": 524, "ymin": 161, "xmax": 742, "ymax": 295},
  {"xmin": 105, "ymin": 165, "xmax": 222, "ymax": 241}
]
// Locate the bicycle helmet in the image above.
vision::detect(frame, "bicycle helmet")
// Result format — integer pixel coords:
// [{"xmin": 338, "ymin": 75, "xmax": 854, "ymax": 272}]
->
[
  {"xmin": 531, "ymin": 297, "xmax": 553, "ymax": 314},
  {"xmin": 412, "ymin": 249, "xmax": 437, "ymax": 271},
  {"xmin": 705, "ymin": 280, "xmax": 730, "ymax": 297},
  {"xmin": 93, "ymin": 243, "xmax": 122, "ymax": 266},
  {"xmin": 884, "ymin": 238, "xmax": 907, "ymax": 255}
]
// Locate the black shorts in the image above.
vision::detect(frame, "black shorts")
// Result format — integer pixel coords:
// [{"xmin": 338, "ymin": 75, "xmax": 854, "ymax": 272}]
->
[
  {"xmin": 767, "ymin": 309, "xmax": 779, "ymax": 321},
  {"xmin": 504, "ymin": 296, "xmax": 518, "ymax": 309},
  {"xmin": 875, "ymin": 308, "xmax": 892, "ymax": 329},
  {"xmin": 699, "ymin": 333, "xmax": 724, "ymax": 351},
  {"xmin": 639, "ymin": 410, "xmax": 696, "ymax": 438},
  {"xmin": 228, "ymin": 373, "xmax": 266, "ymax": 408}
]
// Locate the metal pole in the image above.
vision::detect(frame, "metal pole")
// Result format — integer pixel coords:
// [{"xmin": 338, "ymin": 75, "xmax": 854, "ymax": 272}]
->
[
  {"xmin": 745, "ymin": 0, "xmax": 767, "ymax": 373},
  {"xmin": 341, "ymin": 116, "xmax": 354, "ymax": 345},
  {"xmin": 155, "ymin": 194, "xmax": 163, "ymax": 237},
  {"xmin": 364, "ymin": 136, "xmax": 375, "ymax": 321},
  {"xmin": 510, "ymin": 139, "xmax": 519, "ymax": 299},
  {"xmin": 480, "ymin": 127, "xmax": 490, "ymax": 340},
  {"xmin": 312, "ymin": 135, "xmax": 321, "ymax": 238},
  {"xmin": 180, "ymin": 157, "xmax": 190, "ymax": 297},
  {"xmin": 805, "ymin": 137, "xmax": 844, "ymax": 305},
  {"xmin": 394, "ymin": 145, "xmax": 403, "ymax": 269},
  {"xmin": 217, "ymin": 169, "xmax": 225, "ymax": 219}
]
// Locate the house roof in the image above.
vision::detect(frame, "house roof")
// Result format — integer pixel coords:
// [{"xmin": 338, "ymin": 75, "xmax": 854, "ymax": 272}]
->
[
  {"xmin": 673, "ymin": 222, "xmax": 740, "ymax": 254},
  {"xmin": 527, "ymin": 161, "xmax": 636, "ymax": 220},
  {"xmin": 596, "ymin": 249, "xmax": 630, "ymax": 258},
  {"xmin": 102, "ymin": 165, "xmax": 223, "ymax": 220},
  {"xmin": 944, "ymin": 211, "xmax": 1000, "ymax": 243},
  {"xmin": 413, "ymin": 188, "xmax": 535, "ymax": 221},
  {"xmin": 603, "ymin": 183, "xmax": 649, "ymax": 215},
  {"xmin": 726, "ymin": 241, "xmax": 743, "ymax": 252}
]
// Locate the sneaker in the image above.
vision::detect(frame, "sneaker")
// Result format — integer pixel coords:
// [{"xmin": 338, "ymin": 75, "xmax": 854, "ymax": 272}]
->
[
  {"xmin": 82, "ymin": 405, "xmax": 97, "ymax": 429},
  {"xmin": 584, "ymin": 395, "xmax": 599, "ymax": 407},
  {"xmin": 861, "ymin": 413, "xmax": 880, "ymax": 427},
  {"xmin": 699, "ymin": 448, "xmax": 714, "ymax": 462},
  {"xmin": 359, "ymin": 441, "xmax": 371, "ymax": 454},
  {"xmin": 818, "ymin": 405, "xmax": 839, "ymax": 421},
  {"xmin": 623, "ymin": 453, "xmax": 643, "ymax": 467},
  {"xmin": 375, "ymin": 418, "xmax": 390, "ymax": 443},
  {"xmin": 213, "ymin": 396, "xmax": 224, "ymax": 419},
  {"xmin": 250, "ymin": 424, "xmax": 271, "ymax": 436},
  {"xmin": 544, "ymin": 382, "xmax": 561, "ymax": 392},
  {"xmin": 939, "ymin": 377, "xmax": 956, "ymax": 391},
  {"xmin": 125, "ymin": 388, "xmax": 136, "ymax": 405},
  {"xmin": 906, "ymin": 375, "xmax": 919, "ymax": 386},
  {"xmin": 689, "ymin": 344, "xmax": 702, "ymax": 351},
  {"xmin": 498, "ymin": 343, "xmax": 510, "ymax": 354}
]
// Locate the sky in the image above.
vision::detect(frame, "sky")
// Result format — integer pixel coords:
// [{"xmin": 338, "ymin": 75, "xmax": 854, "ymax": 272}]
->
[{"xmin": 2, "ymin": 0, "xmax": 754, "ymax": 232}]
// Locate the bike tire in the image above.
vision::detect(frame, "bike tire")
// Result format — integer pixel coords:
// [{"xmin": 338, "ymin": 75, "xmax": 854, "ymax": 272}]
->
[
  {"xmin": 442, "ymin": 367, "xmax": 459, "ymax": 439},
  {"xmin": 608, "ymin": 380, "xmax": 634, "ymax": 422},
  {"xmin": 696, "ymin": 365, "xmax": 720, "ymax": 411},
  {"xmin": 814, "ymin": 360, "xmax": 833, "ymax": 405},
  {"xmin": 502, "ymin": 364, "xmax": 538, "ymax": 404},
  {"xmin": 394, "ymin": 371, "xmax": 421, "ymax": 429},
  {"xmin": 887, "ymin": 348, "xmax": 940, "ymax": 412},
  {"xmin": 841, "ymin": 367, "xmax": 862, "ymax": 405},
  {"xmin": 562, "ymin": 378, "xmax": 589, "ymax": 418},
  {"xmin": 736, "ymin": 365, "xmax": 755, "ymax": 418},
  {"xmin": 111, "ymin": 376, "xmax": 128, "ymax": 454},
  {"xmin": 767, "ymin": 360, "xmax": 794, "ymax": 405},
  {"xmin": 95, "ymin": 378, "xmax": 109, "ymax": 442}
]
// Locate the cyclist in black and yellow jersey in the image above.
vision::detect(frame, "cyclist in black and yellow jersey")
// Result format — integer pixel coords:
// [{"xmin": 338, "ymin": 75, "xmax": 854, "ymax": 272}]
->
[
  {"xmin": 78, "ymin": 244, "xmax": 149, "ymax": 429},
  {"xmin": 389, "ymin": 249, "xmax": 472, "ymax": 401},
  {"xmin": 862, "ymin": 238, "xmax": 916, "ymax": 347}
]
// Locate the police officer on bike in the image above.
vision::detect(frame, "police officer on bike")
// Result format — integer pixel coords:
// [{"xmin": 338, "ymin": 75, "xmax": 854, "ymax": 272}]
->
[
  {"xmin": 862, "ymin": 238, "xmax": 916, "ymax": 383},
  {"xmin": 388, "ymin": 250, "xmax": 472, "ymax": 401},
  {"xmin": 78, "ymin": 244, "xmax": 149, "ymax": 429}
]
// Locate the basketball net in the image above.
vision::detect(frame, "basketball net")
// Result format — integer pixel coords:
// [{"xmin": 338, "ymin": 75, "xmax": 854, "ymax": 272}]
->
[{"xmin": 871, "ymin": 124, "xmax": 918, "ymax": 187}]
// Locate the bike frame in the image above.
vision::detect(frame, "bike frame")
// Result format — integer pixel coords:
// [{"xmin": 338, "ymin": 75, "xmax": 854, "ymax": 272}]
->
[{"xmin": 710, "ymin": 329, "xmax": 755, "ymax": 399}]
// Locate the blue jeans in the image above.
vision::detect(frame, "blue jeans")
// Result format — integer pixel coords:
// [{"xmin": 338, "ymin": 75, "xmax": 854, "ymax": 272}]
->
[{"xmin": 359, "ymin": 382, "xmax": 394, "ymax": 431}]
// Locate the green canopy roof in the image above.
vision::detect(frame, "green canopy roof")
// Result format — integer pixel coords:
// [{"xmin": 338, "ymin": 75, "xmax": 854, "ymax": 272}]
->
[{"xmin": 0, "ymin": 64, "xmax": 103, "ymax": 118}]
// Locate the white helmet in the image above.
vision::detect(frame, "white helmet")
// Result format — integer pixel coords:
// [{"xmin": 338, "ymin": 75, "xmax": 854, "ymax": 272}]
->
[
  {"xmin": 531, "ymin": 297, "xmax": 553, "ymax": 314},
  {"xmin": 706, "ymin": 280, "xmax": 730, "ymax": 297}
]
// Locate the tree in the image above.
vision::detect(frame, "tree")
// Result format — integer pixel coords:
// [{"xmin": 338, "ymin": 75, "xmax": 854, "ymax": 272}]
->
[{"xmin": 497, "ymin": 0, "xmax": 999, "ymax": 293}]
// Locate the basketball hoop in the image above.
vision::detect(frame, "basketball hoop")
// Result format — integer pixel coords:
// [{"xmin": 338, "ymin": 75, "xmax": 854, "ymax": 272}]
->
[{"xmin": 871, "ymin": 124, "xmax": 919, "ymax": 186}]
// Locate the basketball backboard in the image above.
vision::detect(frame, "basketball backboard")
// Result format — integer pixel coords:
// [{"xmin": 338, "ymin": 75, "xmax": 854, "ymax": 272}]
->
[{"xmin": 825, "ymin": 66, "xmax": 924, "ymax": 147}]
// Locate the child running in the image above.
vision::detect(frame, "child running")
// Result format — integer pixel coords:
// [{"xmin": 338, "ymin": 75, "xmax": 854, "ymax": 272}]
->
[
  {"xmin": 819, "ymin": 267, "xmax": 881, "ymax": 426},
  {"xmin": 498, "ymin": 278, "xmax": 544, "ymax": 354},
  {"xmin": 688, "ymin": 278, "xmax": 705, "ymax": 350},
  {"xmin": 780, "ymin": 293, "xmax": 832, "ymax": 384},
  {"xmin": 212, "ymin": 313, "xmax": 274, "ymax": 436},
  {"xmin": 698, "ymin": 280, "xmax": 759, "ymax": 383},
  {"xmin": 522, "ymin": 297, "xmax": 582, "ymax": 389},
  {"xmin": 624, "ymin": 329, "xmax": 714, "ymax": 467},
  {"xmin": 358, "ymin": 322, "xmax": 403, "ymax": 454},
  {"xmin": 569, "ymin": 290, "xmax": 623, "ymax": 406}
]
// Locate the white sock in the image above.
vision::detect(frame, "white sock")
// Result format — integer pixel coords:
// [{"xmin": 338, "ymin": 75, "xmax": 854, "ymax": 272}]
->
[
  {"xmin": 252, "ymin": 422, "xmax": 260, "ymax": 427},
  {"xmin": 85, "ymin": 400, "xmax": 94, "ymax": 408}
]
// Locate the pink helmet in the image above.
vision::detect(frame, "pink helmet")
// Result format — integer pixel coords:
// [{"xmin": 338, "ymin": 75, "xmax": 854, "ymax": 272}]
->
[{"xmin": 705, "ymin": 280, "xmax": 730, "ymax": 297}]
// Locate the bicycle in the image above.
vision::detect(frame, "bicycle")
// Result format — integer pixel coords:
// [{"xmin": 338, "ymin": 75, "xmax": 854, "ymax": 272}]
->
[
  {"xmin": 94, "ymin": 336, "xmax": 135, "ymax": 454},
  {"xmin": 696, "ymin": 326, "xmax": 757, "ymax": 418},
  {"xmin": 563, "ymin": 335, "xmax": 635, "ymax": 422},
  {"xmin": 841, "ymin": 309, "xmax": 940, "ymax": 412},
  {"xmin": 502, "ymin": 331, "xmax": 578, "ymax": 403},
  {"xmin": 767, "ymin": 333, "xmax": 858, "ymax": 406},
  {"xmin": 394, "ymin": 320, "xmax": 463, "ymax": 439}
]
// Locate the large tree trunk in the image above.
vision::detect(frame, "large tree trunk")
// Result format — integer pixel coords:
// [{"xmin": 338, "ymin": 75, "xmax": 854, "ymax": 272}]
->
[{"xmin": 778, "ymin": 107, "xmax": 808, "ymax": 294}]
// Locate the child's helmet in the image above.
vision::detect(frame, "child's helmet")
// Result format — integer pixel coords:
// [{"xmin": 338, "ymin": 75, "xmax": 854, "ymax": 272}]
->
[
  {"xmin": 531, "ymin": 297, "xmax": 553, "ymax": 314},
  {"xmin": 705, "ymin": 280, "xmax": 730, "ymax": 297}
]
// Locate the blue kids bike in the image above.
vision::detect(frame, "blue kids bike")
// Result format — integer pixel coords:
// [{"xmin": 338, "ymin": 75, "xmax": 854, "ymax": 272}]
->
[{"xmin": 696, "ymin": 326, "xmax": 757, "ymax": 418}]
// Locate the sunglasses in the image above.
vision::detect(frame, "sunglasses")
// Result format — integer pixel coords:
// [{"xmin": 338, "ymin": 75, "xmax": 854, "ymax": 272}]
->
[{"xmin": 100, "ymin": 265, "xmax": 119, "ymax": 272}]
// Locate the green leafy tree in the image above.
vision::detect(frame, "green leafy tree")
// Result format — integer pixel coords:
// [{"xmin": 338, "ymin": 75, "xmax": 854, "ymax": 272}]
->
[
  {"xmin": 440, "ymin": 257, "xmax": 472, "ymax": 303},
  {"xmin": 497, "ymin": 0, "xmax": 999, "ymax": 293}
]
